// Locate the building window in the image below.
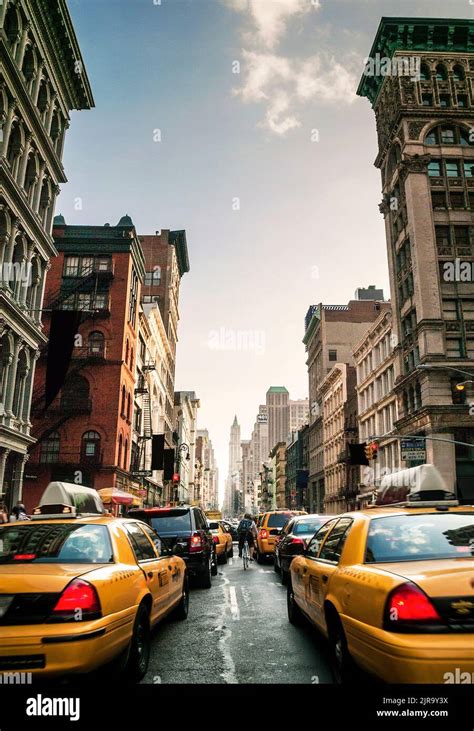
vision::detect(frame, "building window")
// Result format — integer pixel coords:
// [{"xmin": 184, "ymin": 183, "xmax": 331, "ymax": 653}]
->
[
  {"xmin": 144, "ymin": 268, "xmax": 161, "ymax": 286},
  {"xmin": 328, "ymin": 349, "xmax": 337, "ymax": 361},
  {"xmin": 428, "ymin": 160, "xmax": 441, "ymax": 176},
  {"xmin": 435, "ymin": 64, "xmax": 448, "ymax": 81},
  {"xmin": 442, "ymin": 300, "xmax": 458, "ymax": 321},
  {"xmin": 431, "ymin": 191, "xmax": 447, "ymax": 209},
  {"xmin": 453, "ymin": 64, "xmax": 465, "ymax": 81},
  {"xmin": 82, "ymin": 431, "xmax": 100, "ymax": 461},
  {"xmin": 464, "ymin": 161, "xmax": 474, "ymax": 178},
  {"xmin": 121, "ymin": 385, "xmax": 126, "ymax": 417},
  {"xmin": 446, "ymin": 337, "xmax": 462, "ymax": 358},
  {"xmin": 445, "ymin": 160, "xmax": 460, "ymax": 177},
  {"xmin": 128, "ymin": 270, "xmax": 138, "ymax": 325},
  {"xmin": 425, "ymin": 125, "xmax": 472, "ymax": 146},
  {"xmin": 421, "ymin": 94, "xmax": 433, "ymax": 106},
  {"xmin": 88, "ymin": 331, "xmax": 105, "ymax": 356},
  {"xmin": 134, "ymin": 406, "xmax": 142, "ymax": 433},
  {"xmin": 419, "ymin": 63, "xmax": 430, "ymax": 80},
  {"xmin": 40, "ymin": 431, "xmax": 60, "ymax": 464},
  {"xmin": 457, "ymin": 95, "xmax": 468, "ymax": 108},
  {"xmin": 63, "ymin": 256, "xmax": 80, "ymax": 277},
  {"xmin": 439, "ymin": 94, "xmax": 451, "ymax": 108},
  {"xmin": 450, "ymin": 192, "xmax": 465, "ymax": 209}
]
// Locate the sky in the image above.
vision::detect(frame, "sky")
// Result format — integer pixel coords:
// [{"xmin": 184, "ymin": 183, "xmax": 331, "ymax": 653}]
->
[{"xmin": 61, "ymin": 0, "xmax": 474, "ymax": 502}]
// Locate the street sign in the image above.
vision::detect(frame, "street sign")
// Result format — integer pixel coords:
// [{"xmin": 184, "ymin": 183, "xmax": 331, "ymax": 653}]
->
[
  {"xmin": 131, "ymin": 470, "xmax": 153, "ymax": 477},
  {"xmin": 401, "ymin": 438, "xmax": 426, "ymax": 461}
]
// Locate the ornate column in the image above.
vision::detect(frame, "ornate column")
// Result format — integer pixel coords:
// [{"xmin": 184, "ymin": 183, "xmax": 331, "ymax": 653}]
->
[
  {"xmin": 33, "ymin": 259, "xmax": 48, "ymax": 323},
  {"xmin": 3, "ymin": 217, "xmax": 20, "ymax": 293},
  {"xmin": 4, "ymin": 335, "xmax": 22, "ymax": 420},
  {"xmin": 17, "ymin": 22, "xmax": 31, "ymax": 69},
  {"xmin": 33, "ymin": 161, "xmax": 46, "ymax": 214},
  {"xmin": 45, "ymin": 185, "xmax": 59, "ymax": 234},
  {"xmin": 21, "ymin": 347, "xmax": 39, "ymax": 433},
  {"xmin": 12, "ymin": 453, "xmax": 28, "ymax": 505},
  {"xmin": 17, "ymin": 131, "xmax": 32, "ymax": 189},
  {"xmin": 0, "ymin": 448, "xmax": 11, "ymax": 499},
  {"xmin": 45, "ymin": 93, "xmax": 56, "ymax": 135},
  {"xmin": 1, "ymin": 98, "xmax": 17, "ymax": 158},
  {"xmin": 32, "ymin": 63, "xmax": 44, "ymax": 106},
  {"xmin": 19, "ymin": 243, "xmax": 33, "ymax": 307},
  {"xmin": 57, "ymin": 120, "xmax": 69, "ymax": 159}
]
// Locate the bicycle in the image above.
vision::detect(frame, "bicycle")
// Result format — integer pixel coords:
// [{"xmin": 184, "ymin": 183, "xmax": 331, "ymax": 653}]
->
[{"xmin": 242, "ymin": 539, "xmax": 250, "ymax": 570}]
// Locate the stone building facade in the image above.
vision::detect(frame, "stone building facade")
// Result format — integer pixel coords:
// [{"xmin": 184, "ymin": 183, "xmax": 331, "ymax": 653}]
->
[
  {"xmin": 0, "ymin": 0, "xmax": 93, "ymax": 508},
  {"xmin": 358, "ymin": 17, "xmax": 474, "ymax": 501}
]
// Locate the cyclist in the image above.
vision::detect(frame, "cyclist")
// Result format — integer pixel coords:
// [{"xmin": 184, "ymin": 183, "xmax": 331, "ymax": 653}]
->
[{"xmin": 237, "ymin": 513, "xmax": 257, "ymax": 561}]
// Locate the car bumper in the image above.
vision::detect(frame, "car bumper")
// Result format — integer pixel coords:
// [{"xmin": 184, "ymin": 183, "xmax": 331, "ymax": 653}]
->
[
  {"xmin": 345, "ymin": 615, "xmax": 474, "ymax": 683},
  {"xmin": 183, "ymin": 552, "xmax": 212, "ymax": 576},
  {"xmin": 258, "ymin": 539, "xmax": 276, "ymax": 555},
  {"xmin": 0, "ymin": 613, "xmax": 134, "ymax": 678}
]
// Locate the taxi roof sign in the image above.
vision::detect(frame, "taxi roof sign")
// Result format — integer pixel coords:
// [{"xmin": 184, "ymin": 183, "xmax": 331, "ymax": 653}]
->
[
  {"xmin": 33, "ymin": 482, "xmax": 105, "ymax": 519},
  {"xmin": 376, "ymin": 465, "xmax": 457, "ymax": 507}
]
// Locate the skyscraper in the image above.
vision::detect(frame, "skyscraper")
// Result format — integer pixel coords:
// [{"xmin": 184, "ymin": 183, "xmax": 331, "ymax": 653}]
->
[{"xmin": 266, "ymin": 386, "xmax": 289, "ymax": 451}]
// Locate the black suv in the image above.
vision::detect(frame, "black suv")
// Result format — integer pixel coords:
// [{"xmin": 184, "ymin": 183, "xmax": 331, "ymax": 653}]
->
[{"xmin": 128, "ymin": 505, "xmax": 217, "ymax": 588}]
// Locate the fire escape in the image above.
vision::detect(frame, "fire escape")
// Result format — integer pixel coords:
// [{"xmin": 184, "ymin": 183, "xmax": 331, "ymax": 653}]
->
[
  {"xmin": 29, "ymin": 259, "xmax": 114, "ymax": 450},
  {"xmin": 134, "ymin": 363, "xmax": 156, "ymax": 483}
]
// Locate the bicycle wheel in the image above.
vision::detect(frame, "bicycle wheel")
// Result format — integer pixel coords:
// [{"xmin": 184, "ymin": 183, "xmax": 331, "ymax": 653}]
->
[{"xmin": 243, "ymin": 545, "xmax": 249, "ymax": 570}]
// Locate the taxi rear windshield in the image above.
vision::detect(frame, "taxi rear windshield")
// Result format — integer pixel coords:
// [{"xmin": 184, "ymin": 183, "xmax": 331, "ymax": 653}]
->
[
  {"xmin": 150, "ymin": 510, "xmax": 191, "ymax": 533},
  {"xmin": 267, "ymin": 513, "xmax": 294, "ymax": 528},
  {"xmin": 365, "ymin": 513, "xmax": 474, "ymax": 563},
  {"xmin": 0, "ymin": 523, "xmax": 113, "ymax": 563},
  {"xmin": 293, "ymin": 519, "xmax": 328, "ymax": 535}
]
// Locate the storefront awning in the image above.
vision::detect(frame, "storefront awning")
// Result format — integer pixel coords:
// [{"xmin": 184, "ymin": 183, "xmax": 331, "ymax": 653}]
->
[{"xmin": 97, "ymin": 488, "xmax": 141, "ymax": 506}]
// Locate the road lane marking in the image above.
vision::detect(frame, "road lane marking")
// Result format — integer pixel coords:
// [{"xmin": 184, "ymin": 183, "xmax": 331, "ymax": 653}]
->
[{"xmin": 229, "ymin": 585, "xmax": 240, "ymax": 621}]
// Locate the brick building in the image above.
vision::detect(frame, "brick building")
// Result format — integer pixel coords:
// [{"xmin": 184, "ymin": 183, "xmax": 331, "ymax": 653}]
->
[{"xmin": 24, "ymin": 214, "xmax": 145, "ymax": 510}]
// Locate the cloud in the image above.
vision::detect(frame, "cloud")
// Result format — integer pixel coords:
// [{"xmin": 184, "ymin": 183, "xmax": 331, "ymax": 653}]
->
[
  {"xmin": 224, "ymin": 0, "xmax": 315, "ymax": 49},
  {"xmin": 235, "ymin": 50, "xmax": 357, "ymax": 136}
]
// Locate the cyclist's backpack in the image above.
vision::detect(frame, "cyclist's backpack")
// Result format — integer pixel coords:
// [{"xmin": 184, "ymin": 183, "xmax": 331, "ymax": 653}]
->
[{"xmin": 238, "ymin": 519, "xmax": 252, "ymax": 535}]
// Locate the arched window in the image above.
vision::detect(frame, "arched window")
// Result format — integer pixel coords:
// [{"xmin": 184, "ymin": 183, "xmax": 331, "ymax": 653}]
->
[
  {"xmin": 121, "ymin": 384, "xmax": 126, "ymax": 416},
  {"xmin": 125, "ymin": 338, "xmax": 129, "ymax": 365},
  {"xmin": 50, "ymin": 110, "xmax": 60, "ymax": 145},
  {"xmin": 12, "ymin": 346, "xmax": 28, "ymax": 417},
  {"xmin": 61, "ymin": 374, "xmax": 89, "ymax": 411},
  {"xmin": 419, "ymin": 63, "xmax": 430, "ymax": 81},
  {"xmin": 124, "ymin": 439, "xmax": 128, "ymax": 469},
  {"xmin": 425, "ymin": 124, "xmax": 472, "ymax": 147},
  {"xmin": 39, "ymin": 178, "xmax": 51, "ymax": 227},
  {"xmin": 386, "ymin": 143, "xmax": 401, "ymax": 180},
  {"xmin": 24, "ymin": 154, "xmax": 38, "ymax": 205},
  {"xmin": 11, "ymin": 236, "xmax": 25, "ymax": 301},
  {"xmin": 118, "ymin": 434, "xmax": 123, "ymax": 467},
  {"xmin": 26, "ymin": 256, "xmax": 40, "ymax": 312},
  {"xmin": 82, "ymin": 431, "xmax": 101, "ymax": 462},
  {"xmin": 453, "ymin": 64, "xmax": 465, "ymax": 81},
  {"xmin": 88, "ymin": 331, "xmax": 105, "ymax": 357},
  {"xmin": 130, "ymin": 347, "xmax": 134, "ymax": 370},
  {"xmin": 126, "ymin": 391, "xmax": 131, "ymax": 421},
  {"xmin": 435, "ymin": 64, "xmax": 447, "ymax": 81},
  {"xmin": 0, "ymin": 333, "xmax": 13, "ymax": 404},
  {"xmin": 37, "ymin": 80, "xmax": 48, "ymax": 120},
  {"xmin": 7, "ymin": 123, "xmax": 23, "ymax": 177},
  {"xmin": 40, "ymin": 430, "xmax": 60, "ymax": 464},
  {"xmin": 21, "ymin": 44, "xmax": 36, "ymax": 89},
  {"xmin": 4, "ymin": 5, "xmax": 21, "ymax": 49}
]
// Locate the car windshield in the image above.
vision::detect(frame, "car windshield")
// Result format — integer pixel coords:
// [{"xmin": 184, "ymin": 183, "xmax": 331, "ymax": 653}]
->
[
  {"xmin": 267, "ymin": 513, "xmax": 294, "ymax": 528},
  {"xmin": 150, "ymin": 511, "xmax": 191, "ymax": 533},
  {"xmin": 293, "ymin": 519, "xmax": 328, "ymax": 535},
  {"xmin": 365, "ymin": 513, "xmax": 474, "ymax": 563},
  {"xmin": 0, "ymin": 523, "xmax": 114, "ymax": 563}
]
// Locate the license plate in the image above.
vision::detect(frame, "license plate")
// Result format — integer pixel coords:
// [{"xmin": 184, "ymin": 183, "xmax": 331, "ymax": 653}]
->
[{"xmin": 0, "ymin": 596, "xmax": 14, "ymax": 619}]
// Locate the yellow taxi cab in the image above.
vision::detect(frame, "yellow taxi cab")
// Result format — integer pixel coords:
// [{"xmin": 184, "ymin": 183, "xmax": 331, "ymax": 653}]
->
[
  {"xmin": 208, "ymin": 519, "xmax": 233, "ymax": 564},
  {"xmin": 287, "ymin": 465, "xmax": 474, "ymax": 683},
  {"xmin": 256, "ymin": 510, "xmax": 307, "ymax": 563},
  {"xmin": 0, "ymin": 482, "xmax": 189, "ymax": 681}
]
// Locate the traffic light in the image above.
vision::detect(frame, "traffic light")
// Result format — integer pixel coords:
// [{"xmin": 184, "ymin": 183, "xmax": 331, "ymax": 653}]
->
[{"xmin": 364, "ymin": 442, "xmax": 379, "ymax": 460}]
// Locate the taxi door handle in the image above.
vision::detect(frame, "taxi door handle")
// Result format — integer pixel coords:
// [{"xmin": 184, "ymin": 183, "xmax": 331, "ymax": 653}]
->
[
  {"xmin": 147, "ymin": 571, "xmax": 154, "ymax": 579},
  {"xmin": 302, "ymin": 567, "xmax": 308, "ymax": 574},
  {"xmin": 322, "ymin": 575, "xmax": 328, "ymax": 583}
]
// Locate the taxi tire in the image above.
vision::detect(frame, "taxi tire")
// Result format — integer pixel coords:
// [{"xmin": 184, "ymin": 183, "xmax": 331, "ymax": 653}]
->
[
  {"xmin": 287, "ymin": 581, "xmax": 305, "ymax": 627},
  {"xmin": 124, "ymin": 604, "xmax": 151, "ymax": 683},
  {"xmin": 172, "ymin": 578, "xmax": 189, "ymax": 621},
  {"xmin": 281, "ymin": 568, "xmax": 288, "ymax": 586},
  {"xmin": 211, "ymin": 551, "xmax": 218, "ymax": 576},
  {"xmin": 327, "ymin": 611, "xmax": 356, "ymax": 684},
  {"xmin": 256, "ymin": 548, "xmax": 264, "ymax": 564}
]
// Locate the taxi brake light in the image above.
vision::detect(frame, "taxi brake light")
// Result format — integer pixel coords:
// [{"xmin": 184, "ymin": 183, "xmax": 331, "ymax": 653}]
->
[
  {"xmin": 288, "ymin": 538, "xmax": 305, "ymax": 546},
  {"xmin": 13, "ymin": 553, "xmax": 36, "ymax": 561},
  {"xmin": 385, "ymin": 582, "xmax": 441, "ymax": 628},
  {"xmin": 212, "ymin": 535, "xmax": 219, "ymax": 544},
  {"xmin": 52, "ymin": 579, "xmax": 101, "ymax": 620},
  {"xmin": 259, "ymin": 529, "xmax": 268, "ymax": 540}
]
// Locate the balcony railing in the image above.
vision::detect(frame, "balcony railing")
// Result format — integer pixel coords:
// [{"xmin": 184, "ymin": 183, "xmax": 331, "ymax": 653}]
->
[{"xmin": 71, "ymin": 345, "xmax": 107, "ymax": 361}]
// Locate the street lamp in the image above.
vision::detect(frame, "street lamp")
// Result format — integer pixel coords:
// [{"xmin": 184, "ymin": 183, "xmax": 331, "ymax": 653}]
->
[
  {"xmin": 417, "ymin": 364, "xmax": 474, "ymax": 379},
  {"xmin": 455, "ymin": 380, "xmax": 474, "ymax": 391}
]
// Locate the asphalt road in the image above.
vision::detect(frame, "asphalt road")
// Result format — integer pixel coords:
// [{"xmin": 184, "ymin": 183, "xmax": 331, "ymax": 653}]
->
[{"xmin": 142, "ymin": 544, "xmax": 335, "ymax": 684}]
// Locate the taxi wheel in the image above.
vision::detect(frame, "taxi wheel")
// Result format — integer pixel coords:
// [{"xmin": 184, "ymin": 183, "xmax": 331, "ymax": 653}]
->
[
  {"xmin": 327, "ymin": 612, "xmax": 355, "ymax": 684},
  {"xmin": 211, "ymin": 551, "xmax": 218, "ymax": 576},
  {"xmin": 256, "ymin": 548, "xmax": 264, "ymax": 564},
  {"xmin": 124, "ymin": 604, "xmax": 151, "ymax": 683},
  {"xmin": 172, "ymin": 578, "xmax": 189, "ymax": 621},
  {"xmin": 281, "ymin": 568, "xmax": 288, "ymax": 586},
  {"xmin": 287, "ymin": 581, "xmax": 305, "ymax": 626}
]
